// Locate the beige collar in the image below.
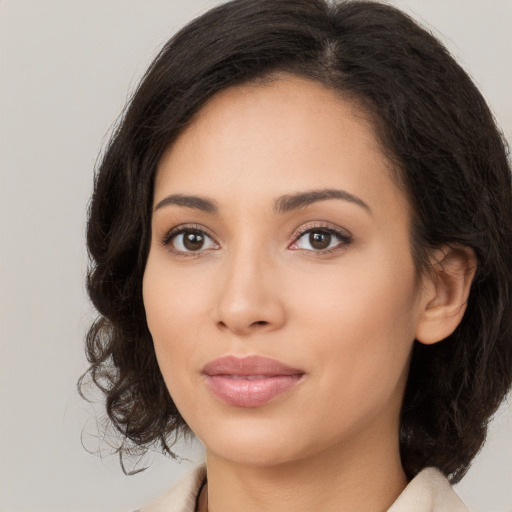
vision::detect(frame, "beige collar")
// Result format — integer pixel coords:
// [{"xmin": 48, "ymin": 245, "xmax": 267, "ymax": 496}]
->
[{"xmin": 388, "ymin": 468, "xmax": 468, "ymax": 512}]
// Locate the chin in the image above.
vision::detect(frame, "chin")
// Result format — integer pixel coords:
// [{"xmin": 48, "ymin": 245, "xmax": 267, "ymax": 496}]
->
[{"xmin": 193, "ymin": 416, "xmax": 310, "ymax": 467}]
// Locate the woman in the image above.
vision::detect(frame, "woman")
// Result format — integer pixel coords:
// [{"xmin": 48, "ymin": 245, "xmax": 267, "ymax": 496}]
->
[{"xmin": 81, "ymin": 0, "xmax": 512, "ymax": 510}]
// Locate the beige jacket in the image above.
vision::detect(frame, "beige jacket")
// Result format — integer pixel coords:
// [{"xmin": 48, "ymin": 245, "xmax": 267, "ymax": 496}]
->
[{"xmin": 139, "ymin": 465, "xmax": 468, "ymax": 512}]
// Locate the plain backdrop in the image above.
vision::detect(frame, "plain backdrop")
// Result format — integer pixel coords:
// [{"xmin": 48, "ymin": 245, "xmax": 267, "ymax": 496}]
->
[{"xmin": 1, "ymin": 1, "xmax": 511, "ymax": 511}]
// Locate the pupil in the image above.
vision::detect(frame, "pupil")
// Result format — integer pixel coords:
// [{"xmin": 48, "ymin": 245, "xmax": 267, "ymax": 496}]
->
[
  {"xmin": 183, "ymin": 231, "xmax": 204, "ymax": 251},
  {"xmin": 310, "ymin": 231, "xmax": 331, "ymax": 250}
]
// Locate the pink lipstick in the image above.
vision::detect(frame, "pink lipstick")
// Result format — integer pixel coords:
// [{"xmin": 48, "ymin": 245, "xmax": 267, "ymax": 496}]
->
[{"xmin": 202, "ymin": 355, "xmax": 304, "ymax": 407}]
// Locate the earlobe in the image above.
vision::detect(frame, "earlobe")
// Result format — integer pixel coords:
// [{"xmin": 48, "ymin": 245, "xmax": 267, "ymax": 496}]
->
[{"xmin": 415, "ymin": 245, "xmax": 477, "ymax": 345}]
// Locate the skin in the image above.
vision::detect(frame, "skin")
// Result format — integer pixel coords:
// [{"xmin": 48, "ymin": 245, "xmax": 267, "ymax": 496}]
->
[{"xmin": 143, "ymin": 76, "xmax": 469, "ymax": 512}]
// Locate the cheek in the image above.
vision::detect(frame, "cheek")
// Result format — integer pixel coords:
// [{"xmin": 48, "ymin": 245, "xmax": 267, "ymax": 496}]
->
[
  {"xmin": 287, "ymin": 248, "xmax": 420, "ymax": 406},
  {"xmin": 143, "ymin": 248, "xmax": 216, "ymax": 334},
  {"xmin": 291, "ymin": 250, "xmax": 419, "ymax": 336},
  {"xmin": 142, "ymin": 258, "xmax": 207, "ymax": 392}
]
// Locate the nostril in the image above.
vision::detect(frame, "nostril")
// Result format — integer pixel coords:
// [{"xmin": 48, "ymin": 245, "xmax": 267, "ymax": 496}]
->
[{"xmin": 252, "ymin": 320, "xmax": 269, "ymax": 327}]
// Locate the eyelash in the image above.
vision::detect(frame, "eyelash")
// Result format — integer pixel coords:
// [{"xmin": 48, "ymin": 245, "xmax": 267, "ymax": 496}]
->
[
  {"xmin": 289, "ymin": 223, "xmax": 352, "ymax": 255},
  {"xmin": 161, "ymin": 223, "xmax": 352, "ymax": 257},
  {"xmin": 161, "ymin": 224, "xmax": 219, "ymax": 257}
]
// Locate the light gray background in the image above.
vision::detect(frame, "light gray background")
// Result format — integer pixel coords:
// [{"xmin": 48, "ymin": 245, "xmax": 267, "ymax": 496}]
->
[{"xmin": 1, "ymin": 1, "xmax": 511, "ymax": 511}]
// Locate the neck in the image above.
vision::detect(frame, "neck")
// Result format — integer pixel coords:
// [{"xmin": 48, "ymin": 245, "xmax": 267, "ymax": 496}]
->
[{"xmin": 204, "ymin": 433, "xmax": 407, "ymax": 512}]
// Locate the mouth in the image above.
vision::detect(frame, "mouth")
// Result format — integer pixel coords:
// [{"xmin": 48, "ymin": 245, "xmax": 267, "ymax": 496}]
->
[{"xmin": 202, "ymin": 355, "xmax": 305, "ymax": 408}]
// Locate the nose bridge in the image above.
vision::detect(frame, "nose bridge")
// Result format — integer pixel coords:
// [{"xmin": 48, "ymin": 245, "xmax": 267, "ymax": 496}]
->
[{"xmin": 215, "ymin": 237, "xmax": 285, "ymax": 334}]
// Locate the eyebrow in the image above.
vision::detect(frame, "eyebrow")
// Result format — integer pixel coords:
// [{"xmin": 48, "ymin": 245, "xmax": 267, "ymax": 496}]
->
[
  {"xmin": 154, "ymin": 188, "xmax": 371, "ymax": 215},
  {"xmin": 154, "ymin": 194, "xmax": 218, "ymax": 213},
  {"xmin": 274, "ymin": 188, "xmax": 371, "ymax": 214}
]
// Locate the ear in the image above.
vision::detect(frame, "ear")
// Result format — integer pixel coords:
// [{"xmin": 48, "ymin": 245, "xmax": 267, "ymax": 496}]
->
[{"xmin": 415, "ymin": 245, "xmax": 477, "ymax": 345}]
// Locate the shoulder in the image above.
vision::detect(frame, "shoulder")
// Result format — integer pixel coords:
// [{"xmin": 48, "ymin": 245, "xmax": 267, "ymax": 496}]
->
[
  {"xmin": 136, "ymin": 465, "xmax": 206, "ymax": 512},
  {"xmin": 388, "ymin": 468, "xmax": 468, "ymax": 512}
]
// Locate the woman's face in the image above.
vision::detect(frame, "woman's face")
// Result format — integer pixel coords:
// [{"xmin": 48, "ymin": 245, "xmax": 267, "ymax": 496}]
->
[{"xmin": 143, "ymin": 76, "xmax": 429, "ymax": 467}]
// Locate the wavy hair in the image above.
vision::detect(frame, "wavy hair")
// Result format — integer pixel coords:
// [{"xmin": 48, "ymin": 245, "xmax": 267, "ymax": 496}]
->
[{"xmin": 80, "ymin": 0, "xmax": 512, "ymax": 482}]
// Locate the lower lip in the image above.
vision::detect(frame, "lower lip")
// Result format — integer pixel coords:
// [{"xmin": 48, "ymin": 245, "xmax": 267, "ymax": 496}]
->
[{"xmin": 204, "ymin": 374, "xmax": 303, "ymax": 407}]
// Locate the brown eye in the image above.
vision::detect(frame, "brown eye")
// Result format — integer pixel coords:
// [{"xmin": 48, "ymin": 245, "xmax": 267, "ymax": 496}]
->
[
  {"xmin": 183, "ymin": 231, "xmax": 205, "ymax": 251},
  {"xmin": 290, "ymin": 226, "xmax": 351, "ymax": 253},
  {"xmin": 309, "ymin": 231, "xmax": 331, "ymax": 250},
  {"xmin": 169, "ymin": 229, "xmax": 218, "ymax": 253}
]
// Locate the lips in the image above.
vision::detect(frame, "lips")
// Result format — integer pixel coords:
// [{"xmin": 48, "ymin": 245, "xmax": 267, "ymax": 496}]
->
[{"xmin": 202, "ymin": 355, "xmax": 305, "ymax": 407}]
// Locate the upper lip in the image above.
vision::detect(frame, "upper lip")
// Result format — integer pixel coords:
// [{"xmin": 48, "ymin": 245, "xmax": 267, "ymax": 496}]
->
[{"xmin": 202, "ymin": 355, "xmax": 305, "ymax": 376}]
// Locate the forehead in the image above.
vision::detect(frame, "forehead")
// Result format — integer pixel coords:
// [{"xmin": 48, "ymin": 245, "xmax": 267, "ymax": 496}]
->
[{"xmin": 155, "ymin": 76, "xmax": 408, "ymax": 221}]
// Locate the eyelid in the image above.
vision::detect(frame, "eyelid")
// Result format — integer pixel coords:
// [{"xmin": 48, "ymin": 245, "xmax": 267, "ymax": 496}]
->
[
  {"xmin": 288, "ymin": 222, "xmax": 352, "ymax": 253},
  {"xmin": 160, "ymin": 224, "xmax": 220, "ymax": 255}
]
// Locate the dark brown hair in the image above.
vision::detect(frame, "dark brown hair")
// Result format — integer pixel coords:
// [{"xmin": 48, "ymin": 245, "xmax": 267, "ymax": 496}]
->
[{"xmin": 81, "ymin": 0, "xmax": 512, "ymax": 483}]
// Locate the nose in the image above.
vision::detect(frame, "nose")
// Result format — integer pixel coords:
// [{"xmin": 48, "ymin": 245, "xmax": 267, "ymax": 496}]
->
[{"xmin": 215, "ymin": 248, "xmax": 286, "ymax": 336}]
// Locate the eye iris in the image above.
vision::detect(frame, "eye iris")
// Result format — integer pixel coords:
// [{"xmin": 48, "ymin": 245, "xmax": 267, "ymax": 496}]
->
[
  {"xmin": 309, "ymin": 231, "xmax": 331, "ymax": 250},
  {"xmin": 183, "ymin": 231, "xmax": 204, "ymax": 251}
]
